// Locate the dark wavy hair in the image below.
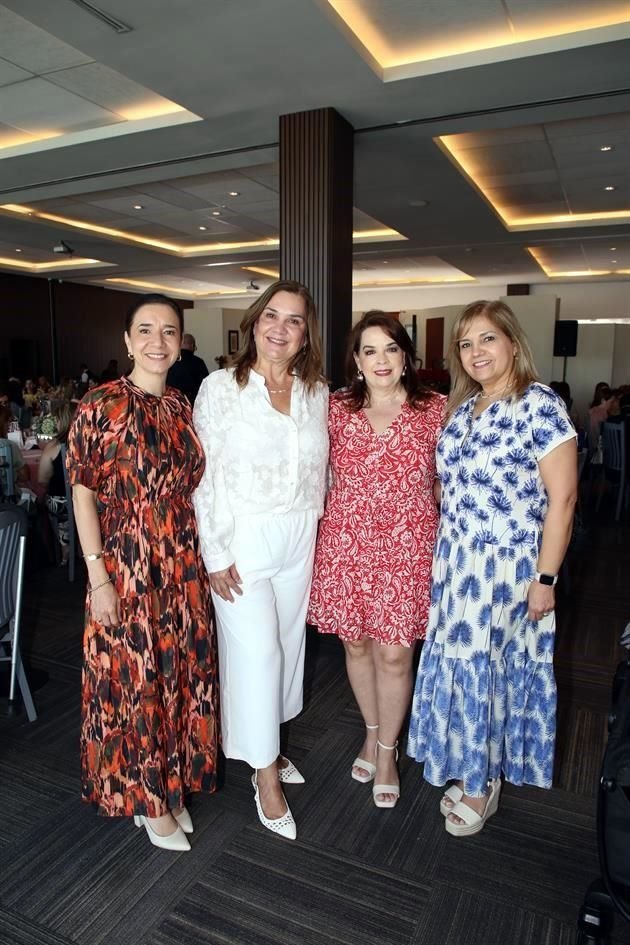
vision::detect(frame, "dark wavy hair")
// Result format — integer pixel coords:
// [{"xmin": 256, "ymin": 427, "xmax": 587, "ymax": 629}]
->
[
  {"xmin": 339, "ymin": 311, "xmax": 431, "ymax": 411},
  {"xmin": 125, "ymin": 293, "xmax": 184, "ymax": 335},
  {"xmin": 232, "ymin": 279, "xmax": 325, "ymax": 392}
]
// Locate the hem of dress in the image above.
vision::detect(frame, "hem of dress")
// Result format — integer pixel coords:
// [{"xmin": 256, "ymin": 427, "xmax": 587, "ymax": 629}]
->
[{"xmin": 313, "ymin": 623, "xmax": 422, "ymax": 648}]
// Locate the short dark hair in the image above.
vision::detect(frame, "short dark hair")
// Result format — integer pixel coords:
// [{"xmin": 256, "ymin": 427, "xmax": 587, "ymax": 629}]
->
[
  {"xmin": 340, "ymin": 310, "xmax": 431, "ymax": 410},
  {"xmin": 125, "ymin": 293, "xmax": 184, "ymax": 334}
]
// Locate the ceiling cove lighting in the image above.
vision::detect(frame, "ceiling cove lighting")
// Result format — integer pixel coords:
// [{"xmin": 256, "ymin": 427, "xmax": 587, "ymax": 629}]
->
[
  {"xmin": 243, "ymin": 266, "xmax": 281, "ymax": 278},
  {"xmin": 352, "ymin": 274, "xmax": 476, "ymax": 289},
  {"xmin": 527, "ymin": 247, "xmax": 630, "ymax": 278},
  {"xmin": 0, "ymin": 255, "xmax": 106, "ymax": 272},
  {"xmin": 438, "ymin": 137, "xmax": 630, "ymax": 231},
  {"xmin": 577, "ymin": 318, "xmax": 630, "ymax": 324},
  {"xmin": 325, "ymin": 0, "xmax": 630, "ymax": 79},
  {"xmin": 104, "ymin": 277, "xmax": 258, "ymax": 297},
  {"xmin": 0, "ymin": 204, "xmax": 406, "ymax": 255}
]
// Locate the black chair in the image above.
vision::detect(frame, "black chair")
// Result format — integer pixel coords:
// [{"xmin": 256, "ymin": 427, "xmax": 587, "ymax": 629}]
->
[
  {"xmin": 0, "ymin": 505, "xmax": 36, "ymax": 720},
  {"xmin": 577, "ymin": 652, "xmax": 630, "ymax": 943}
]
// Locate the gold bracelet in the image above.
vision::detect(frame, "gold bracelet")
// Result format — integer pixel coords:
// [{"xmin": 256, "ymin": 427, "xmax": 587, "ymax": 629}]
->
[
  {"xmin": 83, "ymin": 552, "xmax": 104, "ymax": 561},
  {"xmin": 88, "ymin": 577, "xmax": 112, "ymax": 594}
]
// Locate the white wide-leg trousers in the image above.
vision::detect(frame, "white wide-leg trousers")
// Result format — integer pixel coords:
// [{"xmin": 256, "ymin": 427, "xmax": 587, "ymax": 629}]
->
[{"xmin": 211, "ymin": 509, "xmax": 318, "ymax": 769}]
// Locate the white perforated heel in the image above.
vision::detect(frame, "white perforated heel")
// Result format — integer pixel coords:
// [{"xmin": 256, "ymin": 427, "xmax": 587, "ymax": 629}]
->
[{"xmin": 251, "ymin": 772, "xmax": 297, "ymax": 840}]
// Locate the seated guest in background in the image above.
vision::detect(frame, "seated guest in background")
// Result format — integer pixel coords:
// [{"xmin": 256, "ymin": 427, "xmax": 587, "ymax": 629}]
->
[
  {"xmin": 23, "ymin": 379, "xmax": 38, "ymax": 409},
  {"xmin": 193, "ymin": 280, "xmax": 328, "ymax": 841},
  {"xmin": 66, "ymin": 293, "xmax": 219, "ymax": 852},
  {"xmin": 36, "ymin": 376, "xmax": 51, "ymax": 395},
  {"xmin": 37, "ymin": 402, "xmax": 75, "ymax": 564},
  {"xmin": 408, "ymin": 300, "xmax": 577, "ymax": 837},
  {"xmin": 0, "ymin": 405, "xmax": 27, "ymax": 490},
  {"xmin": 308, "ymin": 311, "xmax": 445, "ymax": 810},
  {"xmin": 100, "ymin": 359, "xmax": 119, "ymax": 382},
  {"xmin": 167, "ymin": 333, "xmax": 209, "ymax": 404},
  {"xmin": 588, "ymin": 382, "xmax": 613, "ymax": 452}
]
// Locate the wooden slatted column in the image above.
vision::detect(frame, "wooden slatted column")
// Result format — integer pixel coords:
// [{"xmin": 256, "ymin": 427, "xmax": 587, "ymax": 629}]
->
[{"xmin": 280, "ymin": 108, "xmax": 353, "ymax": 389}]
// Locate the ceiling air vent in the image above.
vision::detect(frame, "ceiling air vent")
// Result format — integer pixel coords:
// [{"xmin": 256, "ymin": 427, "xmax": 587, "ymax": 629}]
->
[{"xmin": 67, "ymin": 0, "xmax": 132, "ymax": 33}]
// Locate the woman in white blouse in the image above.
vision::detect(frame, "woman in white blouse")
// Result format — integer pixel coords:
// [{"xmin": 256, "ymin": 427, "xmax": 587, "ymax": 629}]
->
[{"xmin": 193, "ymin": 280, "xmax": 328, "ymax": 840}]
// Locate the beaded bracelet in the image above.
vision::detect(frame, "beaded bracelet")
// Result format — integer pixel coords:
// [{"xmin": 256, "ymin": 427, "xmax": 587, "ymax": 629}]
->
[{"xmin": 88, "ymin": 577, "xmax": 112, "ymax": 594}]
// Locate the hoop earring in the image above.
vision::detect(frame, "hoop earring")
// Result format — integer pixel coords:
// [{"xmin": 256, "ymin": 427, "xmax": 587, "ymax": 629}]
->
[
  {"xmin": 127, "ymin": 352, "xmax": 134, "ymax": 360},
  {"xmin": 177, "ymin": 354, "xmax": 182, "ymax": 362},
  {"xmin": 356, "ymin": 369, "xmax": 364, "ymax": 381}
]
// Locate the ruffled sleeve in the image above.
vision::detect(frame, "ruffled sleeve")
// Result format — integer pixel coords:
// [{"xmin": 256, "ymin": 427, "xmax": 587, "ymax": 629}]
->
[
  {"xmin": 523, "ymin": 384, "xmax": 576, "ymax": 462},
  {"xmin": 192, "ymin": 374, "xmax": 235, "ymax": 573},
  {"xmin": 66, "ymin": 392, "xmax": 106, "ymax": 491}
]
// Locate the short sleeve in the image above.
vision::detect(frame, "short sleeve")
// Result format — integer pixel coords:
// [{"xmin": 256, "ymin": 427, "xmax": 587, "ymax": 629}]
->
[
  {"xmin": 66, "ymin": 396, "xmax": 105, "ymax": 491},
  {"xmin": 525, "ymin": 385, "xmax": 576, "ymax": 462}
]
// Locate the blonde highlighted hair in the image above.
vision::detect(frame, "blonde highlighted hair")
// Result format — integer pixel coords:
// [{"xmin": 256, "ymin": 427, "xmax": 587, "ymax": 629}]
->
[
  {"xmin": 447, "ymin": 300, "xmax": 539, "ymax": 417},
  {"xmin": 232, "ymin": 279, "xmax": 325, "ymax": 392}
]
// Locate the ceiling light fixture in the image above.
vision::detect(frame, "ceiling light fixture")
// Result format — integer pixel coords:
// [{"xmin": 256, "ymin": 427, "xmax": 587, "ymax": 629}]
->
[
  {"xmin": 228, "ymin": 191, "xmax": 240, "ymax": 197},
  {"xmin": 610, "ymin": 246, "xmax": 617, "ymax": 250},
  {"xmin": 212, "ymin": 211, "xmax": 221, "ymax": 216},
  {"xmin": 612, "ymin": 259, "xmax": 618, "ymax": 263},
  {"xmin": 198, "ymin": 226, "xmax": 207, "ymax": 231},
  {"xmin": 0, "ymin": 204, "xmax": 405, "ymax": 255},
  {"xmin": 133, "ymin": 204, "xmax": 144, "ymax": 210},
  {"xmin": 604, "ymin": 185, "xmax": 616, "ymax": 191},
  {"xmin": 600, "ymin": 145, "xmax": 614, "ymax": 152},
  {"xmin": 15, "ymin": 248, "xmax": 21, "ymax": 253}
]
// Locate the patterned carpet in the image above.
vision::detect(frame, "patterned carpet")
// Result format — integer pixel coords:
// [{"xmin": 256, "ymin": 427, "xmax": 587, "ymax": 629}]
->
[{"xmin": 1, "ymin": 514, "xmax": 629, "ymax": 945}]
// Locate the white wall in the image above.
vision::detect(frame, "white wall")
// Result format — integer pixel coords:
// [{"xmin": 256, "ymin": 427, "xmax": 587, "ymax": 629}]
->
[
  {"xmin": 500, "ymin": 295, "xmax": 558, "ymax": 387},
  {"xmin": 552, "ymin": 324, "xmax": 615, "ymax": 420},
  {"xmin": 612, "ymin": 324, "xmax": 630, "ymax": 388},
  {"xmin": 184, "ymin": 301, "xmax": 224, "ymax": 371}
]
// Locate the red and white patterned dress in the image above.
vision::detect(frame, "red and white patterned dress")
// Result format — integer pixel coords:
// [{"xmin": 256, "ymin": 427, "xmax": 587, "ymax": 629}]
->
[{"xmin": 308, "ymin": 392, "xmax": 445, "ymax": 646}]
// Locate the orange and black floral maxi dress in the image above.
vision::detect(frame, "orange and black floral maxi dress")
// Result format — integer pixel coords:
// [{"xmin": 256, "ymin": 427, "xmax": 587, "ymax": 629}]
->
[{"xmin": 66, "ymin": 377, "xmax": 219, "ymax": 817}]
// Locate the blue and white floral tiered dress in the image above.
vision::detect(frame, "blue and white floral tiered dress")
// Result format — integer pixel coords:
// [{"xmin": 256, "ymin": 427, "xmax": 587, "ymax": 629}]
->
[{"xmin": 407, "ymin": 383, "xmax": 575, "ymax": 797}]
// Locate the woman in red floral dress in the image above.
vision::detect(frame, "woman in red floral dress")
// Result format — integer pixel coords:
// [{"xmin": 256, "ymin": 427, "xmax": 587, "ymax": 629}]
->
[
  {"xmin": 308, "ymin": 311, "xmax": 444, "ymax": 809},
  {"xmin": 67, "ymin": 294, "xmax": 219, "ymax": 851}
]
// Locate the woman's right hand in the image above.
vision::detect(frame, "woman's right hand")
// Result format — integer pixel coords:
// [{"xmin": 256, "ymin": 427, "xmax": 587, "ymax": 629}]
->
[
  {"xmin": 90, "ymin": 581, "xmax": 121, "ymax": 627},
  {"xmin": 209, "ymin": 563, "xmax": 243, "ymax": 602}
]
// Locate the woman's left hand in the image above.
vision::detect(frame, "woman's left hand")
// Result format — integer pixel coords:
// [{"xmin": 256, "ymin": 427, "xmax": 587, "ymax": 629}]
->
[{"xmin": 527, "ymin": 580, "xmax": 555, "ymax": 621}]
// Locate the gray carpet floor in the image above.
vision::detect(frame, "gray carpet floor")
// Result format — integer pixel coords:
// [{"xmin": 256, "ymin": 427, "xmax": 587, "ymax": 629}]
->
[{"xmin": 1, "ymin": 515, "xmax": 629, "ymax": 945}]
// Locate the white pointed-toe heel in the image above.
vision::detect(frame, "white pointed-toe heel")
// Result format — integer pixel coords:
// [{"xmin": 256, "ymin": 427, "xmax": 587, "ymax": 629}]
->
[
  {"xmin": 372, "ymin": 740, "xmax": 400, "ymax": 809},
  {"xmin": 277, "ymin": 755, "xmax": 305, "ymax": 784},
  {"xmin": 133, "ymin": 815, "xmax": 191, "ymax": 851},
  {"xmin": 352, "ymin": 723, "xmax": 379, "ymax": 783},
  {"xmin": 172, "ymin": 806, "xmax": 193, "ymax": 834},
  {"xmin": 251, "ymin": 772, "xmax": 297, "ymax": 840}
]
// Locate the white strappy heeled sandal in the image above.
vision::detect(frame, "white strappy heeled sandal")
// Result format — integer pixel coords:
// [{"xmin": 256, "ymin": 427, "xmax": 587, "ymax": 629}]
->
[{"xmin": 351, "ymin": 723, "xmax": 379, "ymax": 783}]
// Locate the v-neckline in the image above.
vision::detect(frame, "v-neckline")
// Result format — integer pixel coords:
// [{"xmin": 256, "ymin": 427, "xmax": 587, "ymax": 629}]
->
[{"xmin": 360, "ymin": 401, "xmax": 407, "ymax": 437}]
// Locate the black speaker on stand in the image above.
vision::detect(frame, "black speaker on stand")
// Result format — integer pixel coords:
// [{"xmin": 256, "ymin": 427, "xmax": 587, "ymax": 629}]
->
[{"xmin": 553, "ymin": 320, "xmax": 578, "ymax": 381}]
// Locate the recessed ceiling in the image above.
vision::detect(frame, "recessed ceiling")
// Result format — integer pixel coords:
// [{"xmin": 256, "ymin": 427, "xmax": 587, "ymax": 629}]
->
[
  {"xmin": 437, "ymin": 110, "xmax": 630, "ymax": 231},
  {"xmin": 324, "ymin": 0, "xmax": 630, "ymax": 79},
  {"xmin": 0, "ymin": 5, "xmax": 200, "ymax": 158},
  {"xmin": 1, "ymin": 0, "xmax": 630, "ymax": 299}
]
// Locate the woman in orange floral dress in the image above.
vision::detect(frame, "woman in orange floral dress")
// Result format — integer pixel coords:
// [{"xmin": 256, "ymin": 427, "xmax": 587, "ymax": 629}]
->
[{"xmin": 67, "ymin": 294, "xmax": 219, "ymax": 852}]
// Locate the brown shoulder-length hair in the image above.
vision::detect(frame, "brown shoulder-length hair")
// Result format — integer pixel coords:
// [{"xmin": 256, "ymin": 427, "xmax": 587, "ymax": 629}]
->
[
  {"xmin": 447, "ymin": 299, "xmax": 538, "ymax": 417},
  {"xmin": 232, "ymin": 279, "xmax": 325, "ymax": 392},
  {"xmin": 339, "ymin": 310, "xmax": 432, "ymax": 411}
]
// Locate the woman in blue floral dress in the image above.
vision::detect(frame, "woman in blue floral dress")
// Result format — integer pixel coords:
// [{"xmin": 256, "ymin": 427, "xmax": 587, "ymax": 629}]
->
[{"xmin": 407, "ymin": 300, "xmax": 577, "ymax": 837}]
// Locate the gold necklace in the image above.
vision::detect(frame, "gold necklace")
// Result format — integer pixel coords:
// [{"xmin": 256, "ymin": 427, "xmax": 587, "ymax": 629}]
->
[
  {"xmin": 266, "ymin": 382, "xmax": 292, "ymax": 394},
  {"xmin": 478, "ymin": 384, "xmax": 511, "ymax": 400}
]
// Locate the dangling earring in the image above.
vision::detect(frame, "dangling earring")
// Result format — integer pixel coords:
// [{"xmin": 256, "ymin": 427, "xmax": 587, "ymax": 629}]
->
[
  {"xmin": 401, "ymin": 364, "xmax": 407, "ymax": 377},
  {"xmin": 177, "ymin": 354, "xmax": 182, "ymax": 362},
  {"xmin": 356, "ymin": 369, "xmax": 364, "ymax": 381},
  {"xmin": 127, "ymin": 352, "xmax": 134, "ymax": 360}
]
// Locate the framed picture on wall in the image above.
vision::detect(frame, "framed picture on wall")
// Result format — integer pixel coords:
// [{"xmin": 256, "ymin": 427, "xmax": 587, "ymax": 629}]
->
[{"xmin": 228, "ymin": 330, "xmax": 239, "ymax": 355}]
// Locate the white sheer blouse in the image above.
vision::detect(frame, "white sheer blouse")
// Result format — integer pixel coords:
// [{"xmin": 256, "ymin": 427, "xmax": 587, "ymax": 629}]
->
[{"xmin": 193, "ymin": 368, "xmax": 329, "ymax": 573}]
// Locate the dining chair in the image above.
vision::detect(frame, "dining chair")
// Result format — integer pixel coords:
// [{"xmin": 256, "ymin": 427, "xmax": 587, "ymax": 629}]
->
[
  {"xmin": 0, "ymin": 505, "xmax": 36, "ymax": 720},
  {"xmin": 596, "ymin": 422, "xmax": 627, "ymax": 522},
  {"xmin": 0, "ymin": 442, "xmax": 16, "ymax": 499}
]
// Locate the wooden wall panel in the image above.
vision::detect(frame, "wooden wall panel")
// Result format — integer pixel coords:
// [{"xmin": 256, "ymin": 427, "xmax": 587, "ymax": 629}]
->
[
  {"xmin": 0, "ymin": 273, "xmax": 192, "ymax": 382},
  {"xmin": 280, "ymin": 108, "xmax": 353, "ymax": 388}
]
